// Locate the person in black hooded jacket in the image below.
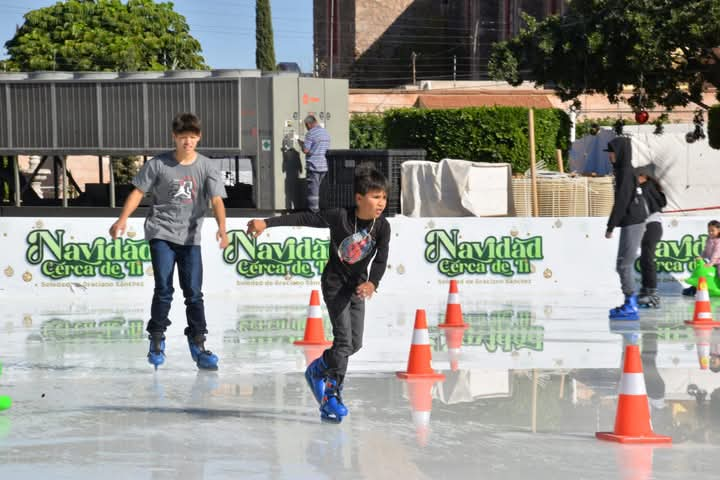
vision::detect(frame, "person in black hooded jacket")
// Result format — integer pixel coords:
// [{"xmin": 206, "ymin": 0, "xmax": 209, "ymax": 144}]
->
[
  {"xmin": 605, "ymin": 136, "xmax": 649, "ymax": 319},
  {"xmin": 635, "ymin": 167, "xmax": 667, "ymax": 308}
]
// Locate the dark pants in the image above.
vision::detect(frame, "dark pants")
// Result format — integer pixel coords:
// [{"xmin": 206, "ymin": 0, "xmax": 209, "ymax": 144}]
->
[
  {"xmin": 147, "ymin": 239, "xmax": 207, "ymax": 338},
  {"xmin": 617, "ymin": 223, "xmax": 645, "ymax": 296},
  {"xmin": 306, "ymin": 170, "xmax": 326, "ymax": 212},
  {"xmin": 639, "ymin": 221, "xmax": 663, "ymax": 290},
  {"xmin": 321, "ymin": 285, "xmax": 365, "ymax": 384}
]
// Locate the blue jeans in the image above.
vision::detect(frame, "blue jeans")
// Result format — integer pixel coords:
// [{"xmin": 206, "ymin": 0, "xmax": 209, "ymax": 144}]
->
[
  {"xmin": 147, "ymin": 239, "xmax": 207, "ymax": 338},
  {"xmin": 307, "ymin": 170, "xmax": 326, "ymax": 212}
]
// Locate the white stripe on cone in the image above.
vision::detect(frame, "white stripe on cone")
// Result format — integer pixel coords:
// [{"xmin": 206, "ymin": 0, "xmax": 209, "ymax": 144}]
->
[
  {"xmin": 619, "ymin": 372, "xmax": 647, "ymax": 396},
  {"xmin": 697, "ymin": 290, "xmax": 710, "ymax": 301},
  {"xmin": 697, "ymin": 312, "xmax": 713, "ymax": 319},
  {"xmin": 307, "ymin": 305, "xmax": 322, "ymax": 318},
  {"xmin": 412, "ymin": 329, "xmax": 431, "ymax": 345},
  {"xmin": 447, "ymin": 293, "xmax": 460, "ymax": 304}
]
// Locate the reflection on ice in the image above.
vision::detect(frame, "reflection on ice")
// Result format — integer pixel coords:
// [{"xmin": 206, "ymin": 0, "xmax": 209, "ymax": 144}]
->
[{"xmin": 0, "ymin": 295, "xmax": 719, "ymax": 478}]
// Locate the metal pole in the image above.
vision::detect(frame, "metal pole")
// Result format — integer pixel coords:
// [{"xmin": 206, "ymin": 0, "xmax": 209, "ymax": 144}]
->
[
  {"xmin": 411, "ymin": 52, "xmax": 417, "ymax": 85},
  {"xmin": 329, "ymin": 0, "xmax": 334, "ymax": 79},
  {"xmin": 61, "ymin": 156, "xmax": 68, "ymax": 208},
  {"xmin": 109, "ymin": 157, "xmax": 116, "ymax": 208},
  {"xmin": 12, "ymin": 156, "xmax": 20, "ymax": 207},
  {"xmin": 529, "ymin": 109, "xmax": 539, "ymax": 217},
  {"xmin": 453, "ymin": 55, "xmax": 457, "ymax": 87}
]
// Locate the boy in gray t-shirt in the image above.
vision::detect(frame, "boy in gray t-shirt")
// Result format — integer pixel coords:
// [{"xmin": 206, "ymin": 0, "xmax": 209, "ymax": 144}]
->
[{"xmin": 109, "ymin": 113, "xmax": 228, "ymax": 370}]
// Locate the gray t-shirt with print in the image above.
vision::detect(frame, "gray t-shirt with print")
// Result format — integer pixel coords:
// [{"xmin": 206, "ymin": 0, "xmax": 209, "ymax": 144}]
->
[{"xmin": 132, "ymin": 151, "xmax": 227, "ymax": 246}]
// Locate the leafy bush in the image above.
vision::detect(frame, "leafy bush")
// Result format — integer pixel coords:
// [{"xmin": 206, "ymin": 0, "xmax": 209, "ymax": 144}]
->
[
  {"xmin": 382, "ymin": 107, "xmax": 570, "ymax": 173},
  {"xmin": 349, "ymin": 114, "xmax": 387, "ymax": 149}
]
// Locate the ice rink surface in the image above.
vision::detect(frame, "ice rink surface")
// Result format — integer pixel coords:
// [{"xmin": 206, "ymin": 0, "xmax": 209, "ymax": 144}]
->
[{"xmin": 1, "ymin": 290, "xmax": 720, "ymax": 479}]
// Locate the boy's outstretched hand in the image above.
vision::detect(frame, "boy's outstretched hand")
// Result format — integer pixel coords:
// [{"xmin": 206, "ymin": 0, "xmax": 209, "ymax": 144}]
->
[
  {"xmin": 109, "ymin": 219, "xmax": 126, "ymax": 239},
  {"xmin": 246, "ymin": 219, "xmax": 267, "ymax": 238},
  {"xmin": 356, "ymin": 281, "xmax": 375, "ymax": 300},
  {"xmin": 217, "ymin": 230, "xmax": 229, "ymax": 249}
]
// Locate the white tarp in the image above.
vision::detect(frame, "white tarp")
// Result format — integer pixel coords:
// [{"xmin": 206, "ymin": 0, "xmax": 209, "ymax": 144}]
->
[
  {"xmin": 401, "ymin": 159, "xmax": 513, "ymax": 217},
  {"xmin": 569, "ymin": 124, "xmax": 720, "ymax": 213}
]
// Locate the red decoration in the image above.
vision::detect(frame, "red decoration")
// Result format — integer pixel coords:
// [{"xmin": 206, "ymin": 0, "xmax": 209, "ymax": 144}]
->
[{"xmin": 635, "ymin": 110, "xmax": 649, "ymax": 124}]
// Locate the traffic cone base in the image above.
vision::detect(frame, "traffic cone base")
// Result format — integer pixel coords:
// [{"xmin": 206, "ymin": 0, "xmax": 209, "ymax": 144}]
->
[
  {"xmin": 396, "ymin": 371, "xmax": 446, "ymax": 380},
  {"xmin": 595, "ymin": 432, "xmax": 671, "ymax": 444},
  {"xmin": 438, "ymin": 280, "xmax": 468, "ymax": 328},
  {"xmin": 294, "ymin": 290, "xmax": 333, "ymax": 346}
]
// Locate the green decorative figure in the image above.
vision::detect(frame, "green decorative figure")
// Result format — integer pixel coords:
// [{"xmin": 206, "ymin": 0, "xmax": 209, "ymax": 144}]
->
[
  {"xmin": 685, "ymin": 259, "xmax": 720, "ymax": 297},
  {"xmin": 0, "ymin": 362, "xmax": 11, "ymax": 411}
]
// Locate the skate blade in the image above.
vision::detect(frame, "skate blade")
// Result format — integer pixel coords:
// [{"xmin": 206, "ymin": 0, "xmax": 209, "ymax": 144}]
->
[
  {"xmin": 197, "ymin": 364, "xmax": 219, "ymax": 371},
  {"xmin": 320, "ymin": 414, "xmax": 343, "ymax": 424}
]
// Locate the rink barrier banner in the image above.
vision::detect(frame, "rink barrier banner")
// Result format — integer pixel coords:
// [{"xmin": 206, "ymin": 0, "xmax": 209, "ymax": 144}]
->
[{"xmin": 0, "ymin": 216, "xmax": 715, "ymax": 298}]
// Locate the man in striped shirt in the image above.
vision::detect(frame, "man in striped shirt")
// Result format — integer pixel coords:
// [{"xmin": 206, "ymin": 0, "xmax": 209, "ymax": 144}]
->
[{"xmin": 299, "ymin": 115, "xmax": 330, "ymax": 212}]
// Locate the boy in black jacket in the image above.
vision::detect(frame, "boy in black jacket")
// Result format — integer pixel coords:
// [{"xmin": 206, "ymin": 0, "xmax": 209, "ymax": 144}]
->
[
  {"xmin": 605, "ymin": 137, "xmax": 649, "ymax": 320},
  {"xmin": 246, "ymin": 165, "xmax": 391, "ymax": 422},
  {"xmin": 635, "ymin": 167, "xmax": 667, "ymax": 308}
]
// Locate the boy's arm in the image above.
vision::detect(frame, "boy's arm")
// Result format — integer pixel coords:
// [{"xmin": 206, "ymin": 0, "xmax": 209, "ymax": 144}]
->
[
  {"xmin": 211, "ymin": 196, "xmax": 228, "ymax": 248},
  {"xmin": 368, "ymin": 221, "xmax": 391, "ymax": 290},
  {"xmin": 109, "ymin": 188, "xmax": 144, "ymax": 239},
  {"xmin": 247, "ymin": 210, "xmax": 335, "ymax": 238}
]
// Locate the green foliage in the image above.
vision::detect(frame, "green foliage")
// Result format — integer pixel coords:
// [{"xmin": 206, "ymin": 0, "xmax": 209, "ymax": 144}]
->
[
  {"xmin": 383, "ymin": 107, "xmax": 570, "ymax": 173},
  {"xmin": 489, "ymin": 0, "xmax": 720, "ymax": 111},
  {"xmin": 709, "ymin": 105, "xmax": 720, "ymax": 150},
  {"xmin": 255, "ymin": 0, "xmax": 276, "ymax": 71},
  {"xmin": 112, "ymin": 156, "xmax": 139, "ymax": 185},
  {"xmin": 4, "ymin": 0, "xmax": 207, "ymax": 71},
  {"xmin": 349, "ymin": 114, "xmax": 387, "ymax": 149}
]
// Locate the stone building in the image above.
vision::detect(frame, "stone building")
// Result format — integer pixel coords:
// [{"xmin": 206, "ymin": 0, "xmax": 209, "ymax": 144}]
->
[{"xmin": 313, "ymin": 0, "xmax": 567, "ymax": 88}]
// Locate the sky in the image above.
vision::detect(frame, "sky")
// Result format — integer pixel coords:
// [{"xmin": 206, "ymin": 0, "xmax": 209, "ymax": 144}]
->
[{"xmin": 0, "ymin": 0, "xmax": 314, "ymax": 73}]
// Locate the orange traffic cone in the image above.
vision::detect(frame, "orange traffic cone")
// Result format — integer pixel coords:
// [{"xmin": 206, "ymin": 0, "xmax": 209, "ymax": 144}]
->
[
  {"xmin": 438, "ymin": 280, "xmax": 468, "ymax": 328},
  {"xmin": 397, "ymin": 309, "xmax": 446, "ymax": 381},
  {"xmin": 443, "ymin": 326, "xmax": 466, "ymax": 372},
  {"xmin": 690, "ymin": 325, "xmax": 714, "ymax": 370},
  {"xmin": 404, "ymin": 378, "xmax": 438, "ymax": 447},
  {"xmin": 596, "ymin": 344, "xmax": 672, "ymax": 444},
  {"xmin": 685, "ymin": 277, "xmax": 717, "ymax": 326},
  {"xmin": 293, "ymin": 290, "xmax": 332, "ymax": 346}
]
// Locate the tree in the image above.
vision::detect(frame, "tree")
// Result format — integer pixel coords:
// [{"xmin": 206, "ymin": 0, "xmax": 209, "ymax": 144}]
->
[
  {"xmin": 255, "ymin": 0, "xmax": 276, "ymax": 71},
  {"xmin": 489, "ymin": 0, "xmax": 720, "ymax": 112},
  {"xmin": 4, "ymin": 0, "xmax": 207, "ymax": 71}
]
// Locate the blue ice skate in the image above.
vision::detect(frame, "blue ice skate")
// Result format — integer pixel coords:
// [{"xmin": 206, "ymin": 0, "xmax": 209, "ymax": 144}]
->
[
  {"xmin": 305, "ymin": 357, "xmax": 328, "ymax": 404},
  {"xmin": 187, "ymin": 335, "xmax": 219, "ymax": 371},
  {"xmin": 148, "ymin": 334, "xmax": 166, "ymax": 370},
  {"xmin": 320, "ymin": 379, "xmax": 348, "ymax": 424},
  {"xmin": 609, "ymin": 294, "xmax": 640, "ymax": 320}
]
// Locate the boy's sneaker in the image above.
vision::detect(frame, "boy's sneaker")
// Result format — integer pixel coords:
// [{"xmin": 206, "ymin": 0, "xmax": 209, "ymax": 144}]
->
[
  {"xmin": 305, "ymin": 357, "xmax": 328, "ymax": 404},
  {"xmin": 320, "ymin": 379, "xmax": 348, "ymax": 424},
  {"xmin": 682, "ymin": 286, "xmax": 697, "ymax": 297},
  {"xmin": 609, "ymin": 294, "xmax": 640, "ymax": 320},
  {"xmin": 187, "ymin": 335, "xmax": 219, "ymax": 370},
  {"xmin": 148, "ymin": 333, "xmax": 166, "ymax": 370}
]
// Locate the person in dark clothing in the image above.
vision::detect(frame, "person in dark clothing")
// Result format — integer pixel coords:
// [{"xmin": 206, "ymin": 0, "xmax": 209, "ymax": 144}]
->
[
  {"xmin": 605, "ymin": 137, "xmax": 649, "ymax": 320},
  {"xmin": 635, "ymin": 167, "xmax": 667, "ymax": 308},
  {"xmin": 246, "ymin": 165, "xmax": 391, "ymax": 423}
]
